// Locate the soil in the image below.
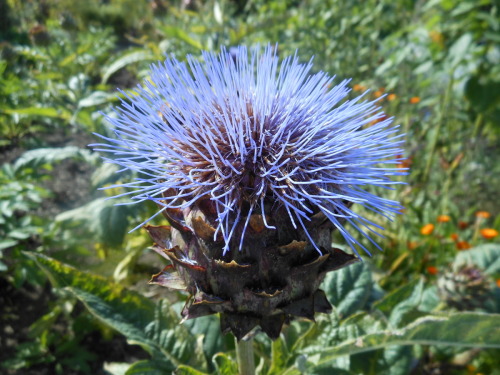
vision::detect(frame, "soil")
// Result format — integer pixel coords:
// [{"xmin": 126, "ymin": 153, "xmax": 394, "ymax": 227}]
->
[{"xmin": 0, "ymin": 277, "xmax": 148, "ymax": 375}]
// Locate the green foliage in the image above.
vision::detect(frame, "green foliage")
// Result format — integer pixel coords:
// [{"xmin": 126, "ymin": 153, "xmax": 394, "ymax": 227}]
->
[
  {"xmin": 2, "ymin": 0, "xmax": 500, "ymax": 373},
  {"xmin": 322, "ymin": 262, "xmax": 373, "ymax": 318}
]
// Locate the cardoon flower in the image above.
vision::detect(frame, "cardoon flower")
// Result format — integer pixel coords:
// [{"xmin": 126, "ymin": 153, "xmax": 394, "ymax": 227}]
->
[{"xmin": 93, "ymin": 45, "xmax": 405, "ymax": 340}]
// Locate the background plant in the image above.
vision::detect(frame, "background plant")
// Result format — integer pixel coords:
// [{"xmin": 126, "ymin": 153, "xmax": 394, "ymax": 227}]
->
[{"xmin": 1, "ymin": 0, "xmax": 499, "ymax": 374}]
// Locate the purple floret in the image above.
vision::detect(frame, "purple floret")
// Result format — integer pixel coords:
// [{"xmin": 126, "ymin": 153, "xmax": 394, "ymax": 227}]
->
[{"xmin": 92, "ymin": 45, "xmax": 406, "ymax": 256}]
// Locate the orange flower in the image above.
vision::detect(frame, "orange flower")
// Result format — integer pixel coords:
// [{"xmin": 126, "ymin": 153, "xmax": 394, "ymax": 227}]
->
[
  {"xmin": 437, "ymin": 215, "xmax": 450, "ymax": 223},
  {"xmin": 450, "ymin": 233, "xmax": 459, "ymax": 241},
  {"xmin": 480, "ymin": 228, "xmax": 498, "ymax": 240},
  {"xmin": 409, "ymin": 96, "xmax": 420, "ymax": 104},
  {"xmin": 458, "ymin": 221, "xmax": 469, "ymax": 230},
  {"xmin": 427, "ymin": 266, "xmax": 438, "ymax": 275},
  {"xmin": 456, "ymin": 241, "xmax": 471, "ymax": 250},
  {"xmin": 407, "ymin": 241, "xmax": 418, "ymax": 250},
  {"xmin": 496, "ymin": 279, "xmax": 500, "ymax": 288},
  {"xmin": 476, "ymin": 211, "xmax": 491, "ymax": 219},
  {"xmin": 353, "ymin": 84, "xmax": 366, "ymax": 92},
  {"xmin": 370, "ymin": 114, "xmax": 389, "ymax": 126},
  {"xmin": 420, "ymin": 223, "xmax": 434, "ymax": 235},
  {"xmin": 374, "ymin": 90, "xmax": 383, "ymax": 98},
  {"xmin": 387, "ymin": 93, "xmax": 396, "ymax": 101}
]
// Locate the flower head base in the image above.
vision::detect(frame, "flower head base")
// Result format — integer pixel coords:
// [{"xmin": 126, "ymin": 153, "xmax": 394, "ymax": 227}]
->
[{"xmin": 93, "ymin": 45, "xmax": 405, "ymax": 257}]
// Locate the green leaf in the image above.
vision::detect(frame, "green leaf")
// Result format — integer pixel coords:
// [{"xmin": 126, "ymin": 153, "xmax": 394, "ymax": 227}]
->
[
  {"xmin": 313, "ymin": 312, "xmax": 500, "ymax": 369},
  {"xmin": 14, "ymin": 146, "xmax": 96, "ymax": 172},
  {"xmin": 125, "ymin": 360, "xmax": 175, "ymax": 375},
  {"xmin": 464, "ymin": 76, "xmax": 500, "ymax": 113},
  {"xmin": 161, "ymin": 26, "xmax": 204, "ymax": 50},
  {"xmin": 419, "ymin": 286, "xmax": 440, "ymax": 313},
  {"xmin": 322, "ymin": 262, "xmax": 372, "ymax": 318},
  {"xmin": 56, "ymin": 198, "xmax": 132, "ymax": 247},
  {"xmin": 175, "ymin": 365, "xmax": 209, "ymax": 375},
  {"xmin": 25, "ymin": 251, "xmax": 156, "ymax": 327},
  {"xmin": 183, "ymin": 315, "xmax": 223, "ymax": 364},
  {"xmin": 0, "ymin": 239, "xmax": 18, "ymax": 251},
  {"xmin": 91, "ymin": 162, "xmax": 121, "ymax": 188},
  {"xmin": 78, "ymin": 91, "xmax": 118, "ymax": 108},
  {"xmin": 26, "ymin": 253, "xmax": 196, "ymax": 370},
  {"xmin": 99, "ymin": 204, "xmax": 129, "ymax": 247},
  {"xmin": 102, "ymin": 50, "xmax": 158, "ymax": 84},
  {"xmin": 268, "ymin": 336, "xmax": 288, "ymax": 375},
  {"xmin": 373, "ymin": 278, "xmax": 424, "ymax": 327},
  {"xmin": 213, "ymin": 353, "xmax": 238, "ymax": 375},
  {"xmin": 2, "ymin": 107, "xmax": 63, "ymax": 118},
  {"xmin": 379, "ymin": 345, "xmax": 412, "ymax": 375},
  {"xmin": 454, "ymin": 244, "xmax": 500, "ymax": 275},
  {"xmin": 448, "ymin": 33, "xmax": 473, "ymax": 66}
]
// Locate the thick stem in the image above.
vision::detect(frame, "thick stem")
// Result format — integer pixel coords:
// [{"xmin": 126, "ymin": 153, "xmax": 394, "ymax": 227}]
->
[{"xmin": 235, "ymin": 336, "xmax": 255, "ymax": 375}]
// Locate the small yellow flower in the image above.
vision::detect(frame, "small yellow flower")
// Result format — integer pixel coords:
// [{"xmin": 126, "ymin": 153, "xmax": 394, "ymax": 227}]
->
[
  {"xmin": 437, "ymin": 215, "xmax": 450, "ymax": 223},
  {"xmin": 409, "ymin": 96, "xmax": 420, "ymax": 104},
  {"xmin": 480, "ymin": 228, "xmax": 498, "ymax": 240},
  {"xmin": 420, "ymin": 223, "xmax": 434, "ymax": 235}
]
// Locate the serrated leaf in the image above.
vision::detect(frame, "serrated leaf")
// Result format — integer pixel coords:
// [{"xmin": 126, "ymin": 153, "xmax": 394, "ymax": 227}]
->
[
  {"xmin": 25, "ymin": 252, "xmax": 156, "ymax": 329},
  {"xmin": 26, "ymin": 253, "xmax": 196, "ymax": 370},
  {"xmin": 313, "ymin": 312, "xmax": 500, "ymax": 369},
  {"xmin": 322, "ymin": 262, "xmax": 372, "ymax": 318}
]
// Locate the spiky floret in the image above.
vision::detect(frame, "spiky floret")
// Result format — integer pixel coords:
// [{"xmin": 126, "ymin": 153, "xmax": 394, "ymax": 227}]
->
[{"xmin": 93, "ymin": 45, "xmax": 405, "ymax": 257}]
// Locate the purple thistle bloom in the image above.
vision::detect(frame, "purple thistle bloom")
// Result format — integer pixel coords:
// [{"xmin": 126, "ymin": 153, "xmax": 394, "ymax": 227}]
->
[{"xmin": 93, "ymin": 45, "xmax": 405, "ymax": 257}]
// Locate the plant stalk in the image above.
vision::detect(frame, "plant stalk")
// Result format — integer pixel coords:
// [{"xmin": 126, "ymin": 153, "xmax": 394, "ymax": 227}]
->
[{"xmin": 235, "ymin": 336, "xmax": 255, "ymax": 375}]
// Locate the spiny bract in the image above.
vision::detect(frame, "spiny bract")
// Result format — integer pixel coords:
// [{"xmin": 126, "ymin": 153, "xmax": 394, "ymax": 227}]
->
[{"xmin": 93, "ymin": 45, "xmax": 405, "ymax": 339}]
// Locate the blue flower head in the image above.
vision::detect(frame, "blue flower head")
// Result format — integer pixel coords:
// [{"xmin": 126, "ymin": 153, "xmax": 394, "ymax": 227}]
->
[{"xmin": 93, "ymin": 45, "xmax": 405, "ymax": 257}]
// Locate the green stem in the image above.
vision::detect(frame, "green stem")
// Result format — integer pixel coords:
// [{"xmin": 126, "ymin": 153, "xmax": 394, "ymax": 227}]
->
[
  {"xmin": 471, "ymin": 113, "xmax": 484, "ymax": 139},
  {"xmin": 235, "ymin": 336, "xmax": 255, "ymax": 375}
]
